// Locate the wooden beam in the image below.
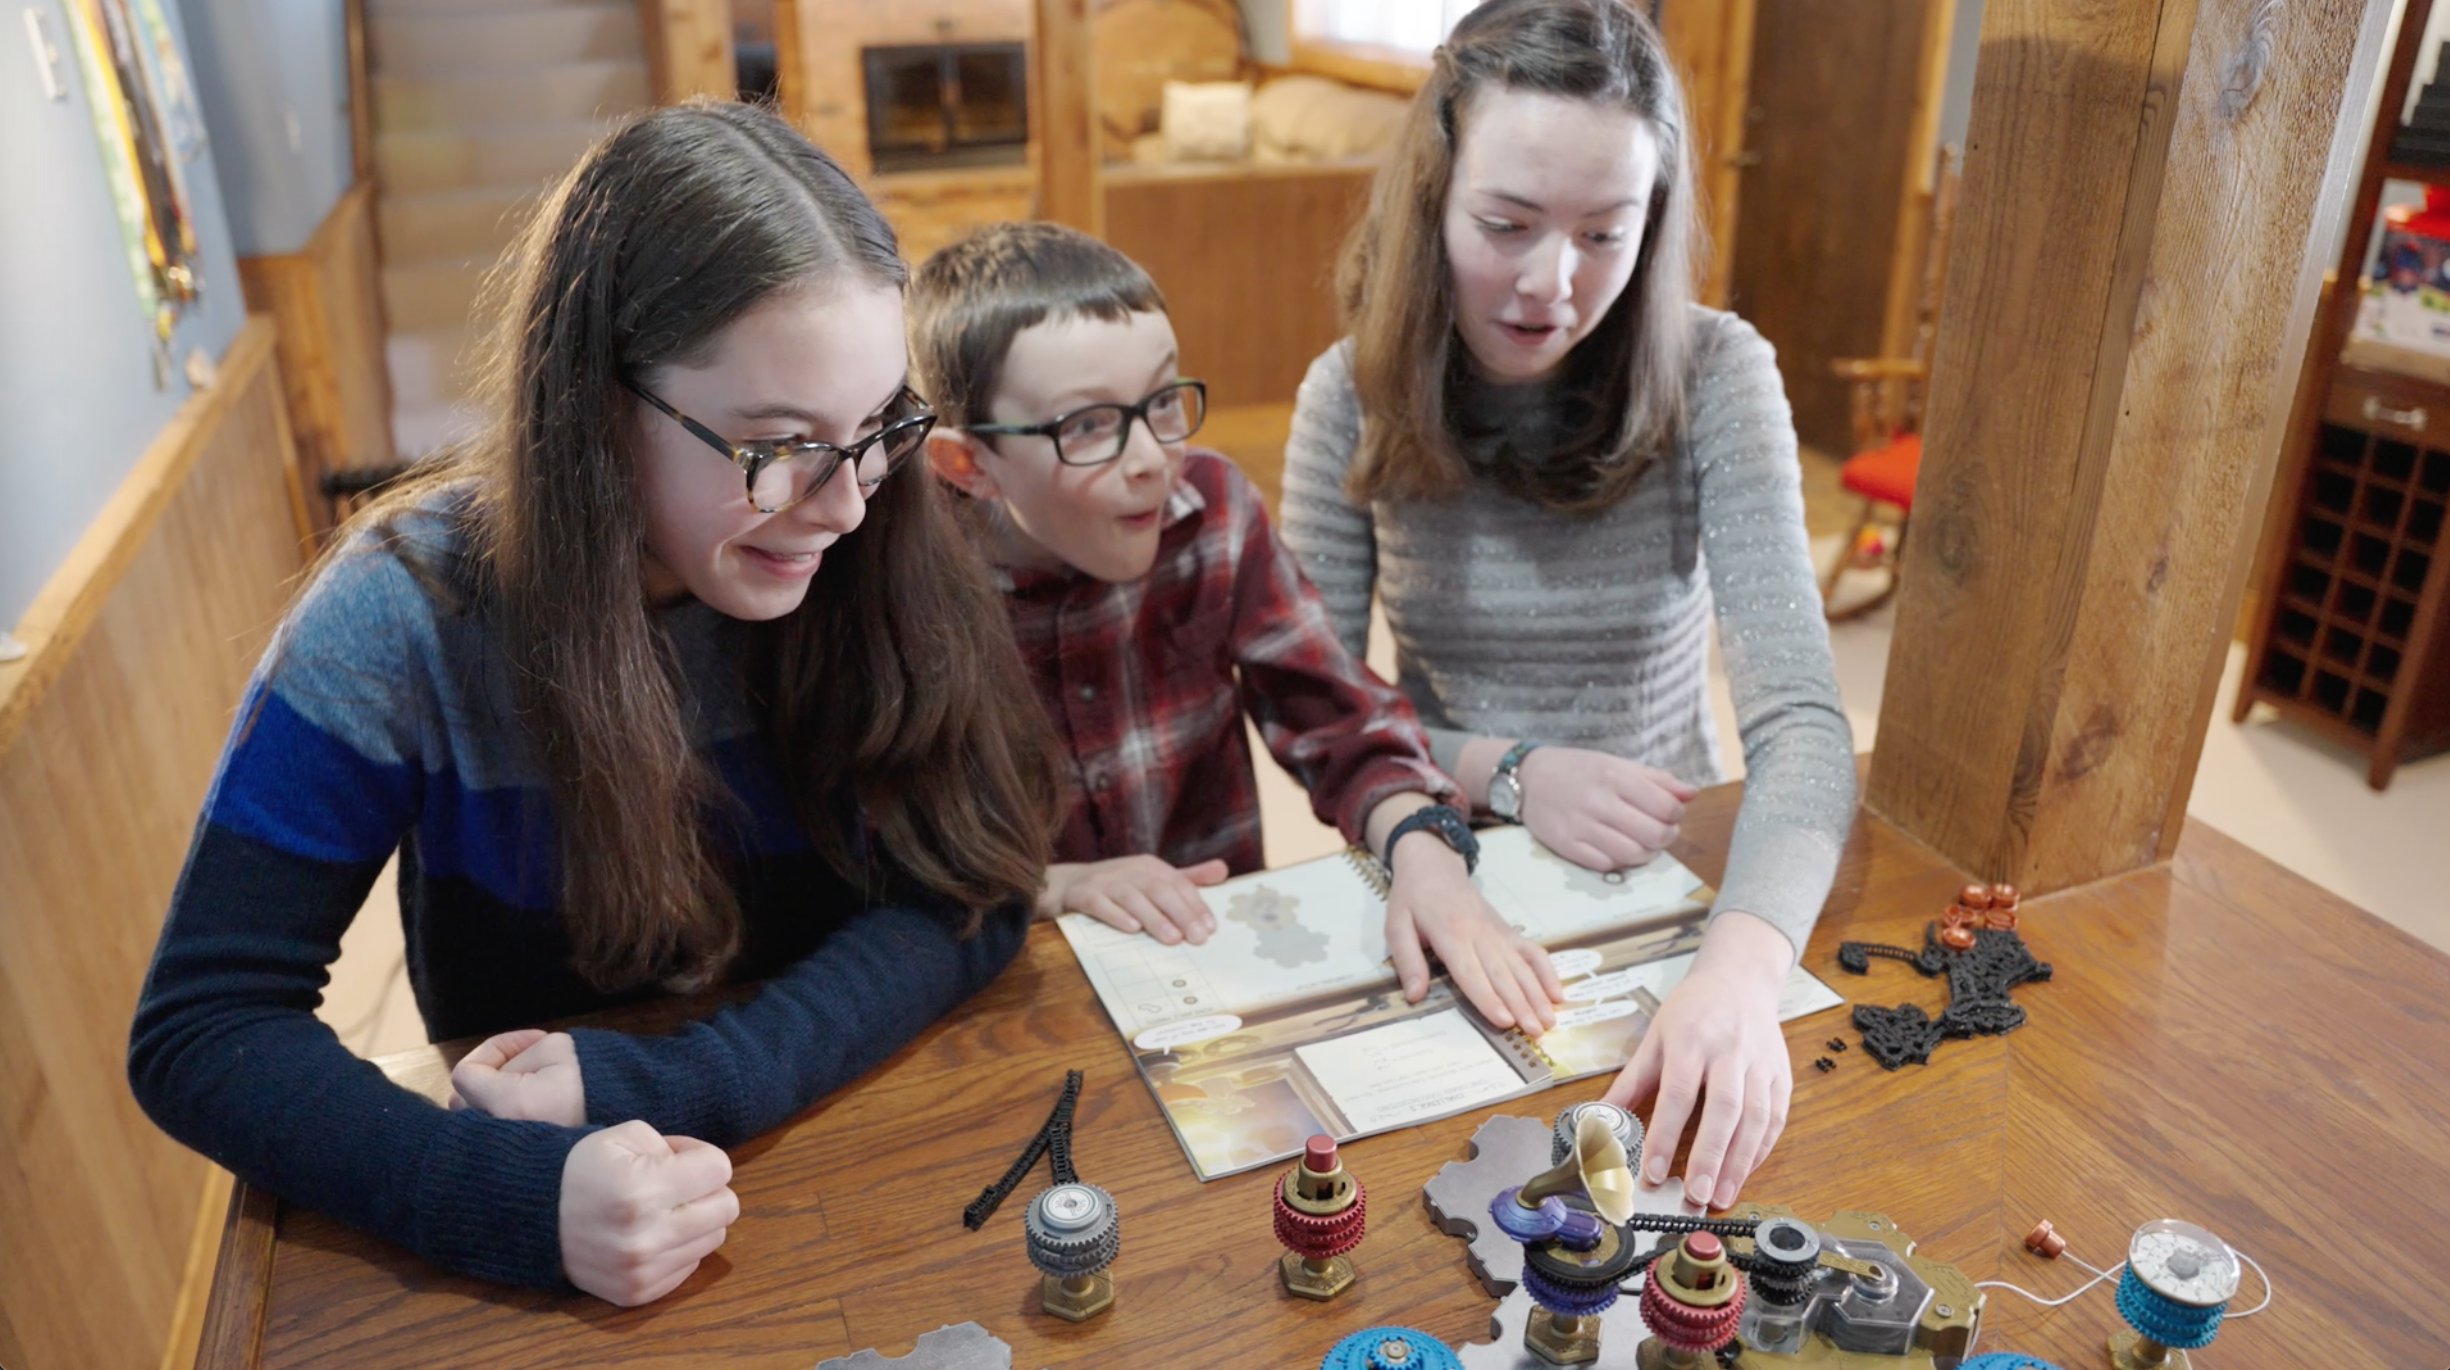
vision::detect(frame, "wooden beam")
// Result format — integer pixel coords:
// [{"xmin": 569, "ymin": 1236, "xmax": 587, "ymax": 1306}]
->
[
  {"xmin": 1033, "ymin": 0, "xmax": 1100, "ymax": 235},
  {"xmin": 1864, "ymin": 0, "xmax": 2394, "ymax": 891},
  {"xmin": 637, "ymin": 0, "xmax": 737, "ymax": 104}
]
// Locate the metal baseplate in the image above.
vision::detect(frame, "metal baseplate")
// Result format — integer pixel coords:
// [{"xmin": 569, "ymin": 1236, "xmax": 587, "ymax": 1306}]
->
[
  {"xmin": 1714, "ymin": 1204, "xmax": 1981, "ymax": 1369},
  {"xmin": 813, "ymin": 1322, "xmax": 1030, "ymax": 1370},
  {"xmin": 1424, "ymin": 1114, "xmax": 1703, "ymax": 1297}
]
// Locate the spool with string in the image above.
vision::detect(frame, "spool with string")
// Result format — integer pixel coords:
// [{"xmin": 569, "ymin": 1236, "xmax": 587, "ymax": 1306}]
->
[{"xmin": 2107, "ymin": 1219, "xmax": 2239, "ymax": 1370}]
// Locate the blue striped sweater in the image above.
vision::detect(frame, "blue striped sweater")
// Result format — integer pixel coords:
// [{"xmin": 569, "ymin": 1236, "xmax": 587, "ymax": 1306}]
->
[{"xmin": 127, "ymin": 494, "xmax": 1026, "ymax": 1289}]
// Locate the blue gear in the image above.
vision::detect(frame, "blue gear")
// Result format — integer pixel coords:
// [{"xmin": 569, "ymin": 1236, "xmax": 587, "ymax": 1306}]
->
[
  {"xmin": 1957, "ymin": 1355, "xmax": 2069, "ymax": 1370},
  {"xmin": 2115, "ymin": 1266, "xmax": 2226, "ymax": 1350},
  {"xmin": 1489, "ymin": 1187, "xmax": 1567, "ymax": 1243},
  {"xmin": 1522, "ymin": 1262, "xmax": 1620, "ymax": 1317},
  {"xmin": 1318, "ymin": 1326, "xmax": 1461, "ymax": 1370}
]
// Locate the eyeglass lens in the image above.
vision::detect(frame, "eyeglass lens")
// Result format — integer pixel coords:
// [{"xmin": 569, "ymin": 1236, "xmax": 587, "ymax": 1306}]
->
[
  {"xmin": 1057, "ymin": 382, "xmax": 1205, "ymax": 464},
  {"xmin": 746, "ymin": 418, "xmax": 930, "ymax": 512}
]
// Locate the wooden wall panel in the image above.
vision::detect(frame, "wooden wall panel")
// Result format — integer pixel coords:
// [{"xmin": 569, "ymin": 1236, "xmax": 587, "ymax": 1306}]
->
[
  {"xmin": 1103, "ymin": 162, "xmax": 1371, "ymax": 408},
  {"xmin": 1033, "ymin": 0, "xmax": 1099, "ymax": 232},
  {"xmin": 0, "ymin": 319, "xmax": 309, "ymax": 1370},
  {"xmin": 1864, "ymin": 0, "xmax": 2393, "ymax": 889},
  {"xmin": 1656, "ymin": 0, "xmax": 1755, "ymax": 308},
  {"xmin": 637, "ymin": 0, "xmax": 737, "ymax": 103},
  {"xmin": 238, "ymin": 182, "xmax": 396, "ymax": 539}
]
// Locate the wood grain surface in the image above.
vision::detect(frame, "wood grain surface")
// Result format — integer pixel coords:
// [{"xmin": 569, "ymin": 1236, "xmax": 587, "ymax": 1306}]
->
[
  {"xmin": 0, "ymin": 320, "xmax": 310, "ymax": 1370},
  {"xmin": 199, "ymin": 780, "xmax": 2450, "ymax": 1368},
  {"xmin": 1865, "ymin": 0, "xmax": 2391, "ymax": 891}
]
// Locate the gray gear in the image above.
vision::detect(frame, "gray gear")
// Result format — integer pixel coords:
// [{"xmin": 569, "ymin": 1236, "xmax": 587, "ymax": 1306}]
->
[
  {"xmin": 1549, "ymin": 1101, "xmax": 1645, "ymax": 1170},
  {"xmin": 812, "ymin": 1321, "xmax": 1015, "ymax": 1370},
  {"xmin": 1023, "ymin": 1182, "xmax": 1120, "ymax": 1277}
]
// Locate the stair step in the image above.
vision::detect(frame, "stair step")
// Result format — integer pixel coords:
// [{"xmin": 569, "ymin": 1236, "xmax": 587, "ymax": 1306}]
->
[
  {"xmin": 373, "ymin": 60, "xmax": 649, "ymax": 135},
  {"xmin": 382, "ymin": 256, "xmax": 493, "ymax": 334},
  {"xmin": 374, "ymin": 118, "xmax": 611, "ymax": 196},
  {"xmin": 371, "ymin": 5, "xmax": 640, "ymax": 78},
  {"xmin": 379, "ymin": 185, "xmax": 539, "ymax": 266},
  {"xmin": 387, "ymin": 328, "xmax": 482, "ymax": 410}
]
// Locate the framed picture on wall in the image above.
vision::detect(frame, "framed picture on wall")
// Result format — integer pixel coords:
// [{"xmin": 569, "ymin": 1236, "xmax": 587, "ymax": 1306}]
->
[{"xmin": 59, "ymin": 0, "xmax": 205, "ymax": 344}]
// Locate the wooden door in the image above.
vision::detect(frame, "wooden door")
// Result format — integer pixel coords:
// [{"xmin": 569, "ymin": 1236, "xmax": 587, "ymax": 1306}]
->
[{"xmin": 1726, "ymin": 0, "xmax": 1934, "ymax": 454}]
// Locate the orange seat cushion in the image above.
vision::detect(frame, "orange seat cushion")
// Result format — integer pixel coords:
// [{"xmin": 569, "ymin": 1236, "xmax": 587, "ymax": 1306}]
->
[{"xmin": 1840, "ymin": 432, "xmax": 1922, "ymax": 509}]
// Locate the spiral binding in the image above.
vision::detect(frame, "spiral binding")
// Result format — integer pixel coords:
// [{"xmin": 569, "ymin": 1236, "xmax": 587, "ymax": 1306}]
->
[{"xmin": 1341, "ymin": 847, "xmax": 1558, "ymax": 1077}]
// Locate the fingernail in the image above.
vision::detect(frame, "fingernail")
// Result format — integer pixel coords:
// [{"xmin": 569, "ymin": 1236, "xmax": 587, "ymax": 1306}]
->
[
  {"xmin": 1647, "ymin": 1158, "xmax": 1668, "ymax": 1183},
  {"xmin": 1687, "ymin": 1175, "xmax": 1713, "ymax": 1204}
]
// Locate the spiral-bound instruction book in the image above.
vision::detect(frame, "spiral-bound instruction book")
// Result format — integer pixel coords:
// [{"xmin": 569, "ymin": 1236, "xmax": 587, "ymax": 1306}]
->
[{"xmin": 1055, "ymin": 827, "xmax": 1844, "ymax": 1180}]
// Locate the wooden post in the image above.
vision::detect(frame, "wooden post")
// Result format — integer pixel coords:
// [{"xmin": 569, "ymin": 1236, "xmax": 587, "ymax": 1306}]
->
[
  {"xmin": 638, "ymin": 0, "xmax": 738, "ymax": 104},
  {"xmin": 1864, "ymin": 0, "xmax": 2394, "ymax": 891},
  {"xmin": 1034, "ymin": 0, "xmax": 1101, "ymax": 235}
]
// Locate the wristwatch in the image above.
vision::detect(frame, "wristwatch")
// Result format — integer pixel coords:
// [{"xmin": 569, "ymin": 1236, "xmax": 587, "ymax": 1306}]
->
[
  {"xmin": 1487, "ymin": 740, "xmax": 1542, "ymax": 822},
  {"xmin": 1384, "ymin": 802, "xmax": 1480, "ymax": 875}
]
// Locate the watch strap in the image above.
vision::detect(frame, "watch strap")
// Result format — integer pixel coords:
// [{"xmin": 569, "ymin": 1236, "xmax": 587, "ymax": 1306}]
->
[
  {"xmin": 1490, "ymin": 739, "xmax": 1542, "ymax": 821},
  {"xmin": 1383, "ymin": 802, "xmax": 1480, "ymax": 876}
]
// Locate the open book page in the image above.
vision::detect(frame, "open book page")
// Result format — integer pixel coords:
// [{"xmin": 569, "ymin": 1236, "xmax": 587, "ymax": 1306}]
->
[{"xmin": 1056, "ymin": 834, "xmax": 1844, "ymax": 1180}]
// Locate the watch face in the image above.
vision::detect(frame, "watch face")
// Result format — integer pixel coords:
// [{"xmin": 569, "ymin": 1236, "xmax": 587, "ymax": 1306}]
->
[{"xmin": 1490, "ymin": 774, "xmax": 1521, "ymax": 819}]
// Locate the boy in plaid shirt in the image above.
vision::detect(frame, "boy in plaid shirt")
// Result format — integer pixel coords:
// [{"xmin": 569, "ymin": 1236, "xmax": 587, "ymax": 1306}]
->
[{"xmin": 911, "ymin": 223, "xmax": 1560, "ymax": 1033}]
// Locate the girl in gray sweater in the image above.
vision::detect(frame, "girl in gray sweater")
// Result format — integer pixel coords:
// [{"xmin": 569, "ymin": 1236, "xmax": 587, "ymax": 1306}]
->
[{"xmin": 1280, "ymin": 0, "xmax": 1855, "ymax": 1211}]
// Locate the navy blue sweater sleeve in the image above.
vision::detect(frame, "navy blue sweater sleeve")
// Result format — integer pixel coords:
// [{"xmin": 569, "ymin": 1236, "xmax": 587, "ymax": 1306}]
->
[
  {"xmin": 127, "ymin": 545, "xmax": 590, "ymax": 1291},
  {"xmin": 568, "ymin": 898, "xmax": 1028, "ymax": 1146}
]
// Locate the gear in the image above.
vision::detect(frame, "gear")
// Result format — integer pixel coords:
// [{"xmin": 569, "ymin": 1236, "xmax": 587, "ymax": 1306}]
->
[
  {"xmin": 1522, "ymin": 1263, "xmax": 1619, "ymax": 1317},
  {"xmin": 1023, "ymin": 1183, "xmax": 1120, "ymax": 1277},
  {"xmin": 2114, "ymin": 1265, "xmax": 2225, "ymax": 1349},
  {"xmin": 1319, "ymin": 1326, "xmax": 1463, "ymax": 1370},
  {"xmin": 1638, "ymin": 1270, "xmax": 1745, "ymax": 1353},
  {"xmin": 1426, "ymin": 1114, "xmax": 1702, "ymax": 1297},
  {"xmin": 1276, "ymin": 1173, "xmax": 1368, "ymax": 1258},
  {"xmin": 1549, "ymin": 1101, "xmax": 1644, "ymax": 1169}
]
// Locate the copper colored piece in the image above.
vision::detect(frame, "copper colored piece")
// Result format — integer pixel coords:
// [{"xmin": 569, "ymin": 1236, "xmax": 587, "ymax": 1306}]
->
[
  {"xmin": 1984, "ymin": 907, "xmax": 2020, "ymax": 931},
  {"xmin": 1958, "ymin": 883, "xmax": 1994, "ymax": 911},
  {"xmin": 1990, "ymin": 883, "xmax": 2022, "ymax": 909},
  {"xmin": 1304, "ymin": 1134, "xmax": 1338, "ymax": 1174},
  {"xmin": 2024, "ymin": 1219, "xmax": 2068, "ymax": 1259},
  {"xmin": 1940, "ymin": 923, "xmax": 1977, "ymax": 951},
  {"xmin": 1940, "ymin": 905, "xmax": 1979, "ymax": 930}
]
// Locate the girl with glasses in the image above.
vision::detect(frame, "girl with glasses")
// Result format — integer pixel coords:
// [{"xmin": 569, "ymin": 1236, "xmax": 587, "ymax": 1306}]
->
[
  {"xmin": 1281, "ymin": 0, "xmax": 1856, "ymax": 1213},
  {"xmin": 127, "ymin": 102, "xmax": 1063, "ymax": 1306}
]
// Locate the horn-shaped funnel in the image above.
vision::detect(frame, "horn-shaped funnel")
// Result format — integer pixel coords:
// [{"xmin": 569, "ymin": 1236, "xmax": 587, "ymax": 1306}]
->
[{"xmin": 1513, "ymin": 1110, "xmax": 1636, "ymax": 1224}]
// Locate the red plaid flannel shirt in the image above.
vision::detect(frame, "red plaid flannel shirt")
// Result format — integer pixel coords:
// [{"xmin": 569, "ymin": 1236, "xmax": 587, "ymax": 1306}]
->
[{"xmin": 998, "ymin": 450, "xmax": 1456, "ymax": 874}]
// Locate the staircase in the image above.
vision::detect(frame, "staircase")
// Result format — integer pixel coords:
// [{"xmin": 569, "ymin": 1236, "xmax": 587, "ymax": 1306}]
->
[{"xmin": 368, "ymin": 0, "xmax": 654, "ymax": 458}]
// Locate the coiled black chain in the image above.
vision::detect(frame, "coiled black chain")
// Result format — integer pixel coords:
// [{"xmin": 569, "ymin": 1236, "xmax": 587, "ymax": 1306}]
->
[{"xmin": 963, "ymin": 1069, "xmax": 1084, "ymax": 1229}]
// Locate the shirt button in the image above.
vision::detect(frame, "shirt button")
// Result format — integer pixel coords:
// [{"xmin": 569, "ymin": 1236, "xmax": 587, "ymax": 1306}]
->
[{"xmin": 1078, "ymin": 685, "xmax": 1096, "ymax": 701}]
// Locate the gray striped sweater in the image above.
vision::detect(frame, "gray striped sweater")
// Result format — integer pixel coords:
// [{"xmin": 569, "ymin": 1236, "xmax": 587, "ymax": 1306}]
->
[{"xmin": 1278, "ymin": 307, "xmax": 1855, "ymax": 952}]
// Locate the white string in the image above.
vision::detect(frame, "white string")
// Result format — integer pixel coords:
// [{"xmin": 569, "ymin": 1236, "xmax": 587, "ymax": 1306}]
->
[
  {"xmin": 2228, "ymin": 1248, "xmax": 2274, "ymax": 1317},
  {"xmin": 1971, "ymin": 1239, "xmax": 2275, "ymax": 1318}
]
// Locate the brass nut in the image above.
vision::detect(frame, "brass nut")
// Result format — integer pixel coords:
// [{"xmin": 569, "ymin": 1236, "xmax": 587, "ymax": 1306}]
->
[
  {"xmin": 1525, "ymin": 1308, "xmax": 1600, "ymax": 1365},
  {"xmin": 2109, "ymin": 1326, "xmax": 2188, "ymax": 1370},
  {"xmin": 1279, "ymin": 1250, "xmax": 1355, "ymax": 1300},
  {"xmin": 1039, "ymin": 1270, "xmax": 1113, "ymax": 1322}
]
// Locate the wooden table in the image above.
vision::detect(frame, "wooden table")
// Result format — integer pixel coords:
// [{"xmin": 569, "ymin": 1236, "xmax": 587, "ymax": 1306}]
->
[{"xmin": 196, "ymin": 782, "xmax": 2450, "ymax": 1368}]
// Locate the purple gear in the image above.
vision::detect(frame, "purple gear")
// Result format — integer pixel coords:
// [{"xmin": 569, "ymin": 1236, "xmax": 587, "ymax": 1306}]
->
[
  {"xmin": 1521, "ymin": 1263, "xmax": 1620, "ymax": 1317},
  {"xmin": 1554, "ymin": 1209, "xmax": 1605, "ymax": 1251},
  {"xmin": 1489, "ymin": 1187, "xmax": 1566, "ymax": 1243}
]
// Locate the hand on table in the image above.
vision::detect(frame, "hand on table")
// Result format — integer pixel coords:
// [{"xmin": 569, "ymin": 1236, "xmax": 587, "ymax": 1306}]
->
[
  {"xmin": 1038, "ymin": 856, "xmax": 1227, "ymax": 945},
  {"xmin": 1601, "ymin": 910, "xmax": 1795, "ymax": 1209},
  {"xmin": 1516, "ymin": 747, "xmax": 1700, "ymax": 872},
  {"xmin": 449, "ymin": 1028, "xmax": 585, "ymax": 1126},
  {"xmin": 1384, "ymin": 834, "xmax": 1563, "ymax": 1033},
  {"xmin": 559, "ymin": 1120, "xmax": 739, "ymax": 1306}
]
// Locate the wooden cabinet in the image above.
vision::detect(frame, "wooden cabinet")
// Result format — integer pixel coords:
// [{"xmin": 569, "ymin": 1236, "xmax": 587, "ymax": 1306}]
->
[{"xmin": 2235, "ymin": 0, "xmax": 2450, "ymax": 789}]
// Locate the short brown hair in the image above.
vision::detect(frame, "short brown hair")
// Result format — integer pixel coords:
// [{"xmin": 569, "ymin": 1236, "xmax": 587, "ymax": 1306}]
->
[
  {"xmin": 908, "ymin": 221, "xmax": 1167, "ymax": 428},
  {"xmin": 1339, "ymin": 0, "xmax": 1698, "ymax": 514}
]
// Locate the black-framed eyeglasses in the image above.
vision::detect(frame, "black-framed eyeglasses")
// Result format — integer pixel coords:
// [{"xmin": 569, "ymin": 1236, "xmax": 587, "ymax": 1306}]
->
[
  {"xmin": 622, "ymin": 378, "xmax": 937, "ymax": 514},
  {"xmin": 965, "ymin": 379, "xmax": 1207, "ymax": 466}
]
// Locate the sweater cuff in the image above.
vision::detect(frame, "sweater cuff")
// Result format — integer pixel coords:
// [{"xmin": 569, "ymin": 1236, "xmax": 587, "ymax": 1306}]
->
[
  {"xmin": 569, "ymin": 1025, "xmax": 744, "ymax": 1143},
  {"xmin": 1425, "ymin": 727, "xmax": 1475, "ymax": 783},
  {"xmin": 1332, "ymin": 760, "xmax": 1460, "ymax": 847},
  {"xmin": 1706, "ymin": 818, "xmax": 1843, "ymax": 961},
  {"xmin": 411, "ymin": 1113, "xmax": 594, "ymax": 1289}
]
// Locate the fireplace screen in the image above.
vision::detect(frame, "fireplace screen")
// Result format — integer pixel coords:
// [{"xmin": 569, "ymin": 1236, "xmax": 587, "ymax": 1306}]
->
[{"xmin": 864, "ymin": 42, "xmax": 1029, "ymax": 173}]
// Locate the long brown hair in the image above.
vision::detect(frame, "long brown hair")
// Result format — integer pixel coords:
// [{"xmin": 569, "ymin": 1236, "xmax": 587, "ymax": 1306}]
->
[
  {"xmin": 1338, "ymin": 0, "xmax": 1698, "ymax": 514},
  {"xmin": 357, "ymin": 101, "xmax": 1061, "ymax": 991}
]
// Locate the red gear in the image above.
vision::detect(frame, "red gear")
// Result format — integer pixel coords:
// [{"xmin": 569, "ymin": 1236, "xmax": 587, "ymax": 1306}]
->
[
  {"xmin": 1273, "ymin": 1172, "xmax": 1367, "ymax": 1259},
  {"xmin": 1638, "ymin": 1265, "xmax": 1746, "ymax": 1353}
]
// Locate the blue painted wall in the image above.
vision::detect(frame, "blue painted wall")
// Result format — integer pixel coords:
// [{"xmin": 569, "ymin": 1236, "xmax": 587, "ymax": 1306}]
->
[
  {"xmin": 0, "ymin": 0, "xmax": 248, "ymax": 631},
  {"xmin": 180, "ymin": 0, "xmax": 352, "ymax": 254}
]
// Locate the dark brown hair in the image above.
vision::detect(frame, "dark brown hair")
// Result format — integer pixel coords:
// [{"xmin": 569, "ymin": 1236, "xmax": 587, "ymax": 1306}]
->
[
  {"xmin": 352, "ymin": 101, "xmax": 1062, "ymax": 991},
  {"xmin": 906, "ymin": 221, "xmax": 1167, "ymax": 429},
  {"xmin": 1338, "ymin": 0, "xmax": 1698, "ymax": 513}
]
